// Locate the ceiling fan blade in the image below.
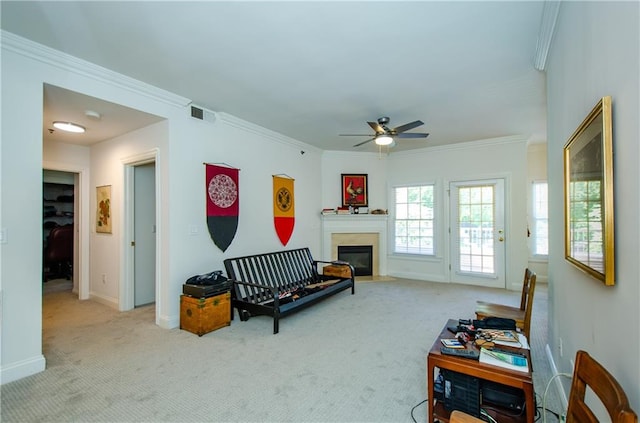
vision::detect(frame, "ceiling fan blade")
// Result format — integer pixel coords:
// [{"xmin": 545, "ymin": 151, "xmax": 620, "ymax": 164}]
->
[
  {"xmin": 353, "ymin": 138, "xmax": 374, "ymax": 147},
  {"xmin": 393, "ymin": 120, "xmax": 424, "ymax": 133},
  {"xmin": 396, "ymin": 133, "xmax": 429, "ymax": 139},
  {"xmin": 367, "ymin": 121, "xmax": 385, "ymax": 133},
  {"xmin": 339, "ymin": 134, "xmax": 374, "ymax": 136}
]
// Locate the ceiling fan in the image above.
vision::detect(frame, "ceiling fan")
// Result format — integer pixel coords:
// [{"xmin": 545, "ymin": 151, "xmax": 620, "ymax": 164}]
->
[{"xmin": 340, "ymin": 116, "xmax": 429, "ymax": 147}]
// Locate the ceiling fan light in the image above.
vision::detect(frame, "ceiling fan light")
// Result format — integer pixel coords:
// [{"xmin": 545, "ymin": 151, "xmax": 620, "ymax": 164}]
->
[
  {"xmin": 53, "ymin": 121, "xmax": 85, "ymax": 133},
  {"xmin": 375, "ymin": 135, "xmax": 393, "ymax": 146}
]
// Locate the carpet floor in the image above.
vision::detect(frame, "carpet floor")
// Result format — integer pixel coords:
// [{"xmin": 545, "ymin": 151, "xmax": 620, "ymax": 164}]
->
[{"xmin": 2, "ymin": 278, "xmax": 562, "ymax": 422}]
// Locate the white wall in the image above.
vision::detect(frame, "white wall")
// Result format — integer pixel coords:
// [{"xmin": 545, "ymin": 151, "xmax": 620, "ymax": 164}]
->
[
  {"xmin": 88, "ymin": 121, "xmax": 168, "ymax": 308},
  {"xmin": 385, "ymin": 137, "xmax": 529, "ymax": 288},
  {"xmin": 162, "ymin": 112, "xmax": 324, "ymax": 329},
  {"xmin": 321, "ymin": 151, "xmax": 389, "ymax": 212},
  {"xmin": 546, "ymin": 1, "xmax": 639, "ymax": 411},
  {"xmin": 0, "ymin": 33, "xmax": 324, "ymax": 383}
]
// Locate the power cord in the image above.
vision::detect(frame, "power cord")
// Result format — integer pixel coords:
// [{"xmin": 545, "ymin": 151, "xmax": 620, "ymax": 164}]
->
[
  {"xmin": 480, "ymin": 408, "xmax": 498, "ymax": 423},
  {"xmin": 542, "ymin": 372, "xmax": 572, "ymax": 423},
  {"xmin": 535, "ymin": 392, "xmax": 560, "ymax": 421},
  {"xmin": 410, "ymin": 398, "xmax": 428, "ymax": 423}
]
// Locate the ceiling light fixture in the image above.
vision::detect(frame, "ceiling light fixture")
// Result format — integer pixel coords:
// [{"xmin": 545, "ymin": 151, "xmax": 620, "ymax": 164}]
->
[
  {"xmin": 53, "ymin": 121, "xmax": 86, "ymax": 133},
  {"xmin": 375, "ymin": 134, "xmax": 393, "ymax": 146}
]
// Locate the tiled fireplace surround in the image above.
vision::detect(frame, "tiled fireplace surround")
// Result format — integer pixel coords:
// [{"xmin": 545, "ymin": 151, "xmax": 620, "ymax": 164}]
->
[{"xmin": 321, "ymin": 215, "xmax": 388, "ymax": 276}]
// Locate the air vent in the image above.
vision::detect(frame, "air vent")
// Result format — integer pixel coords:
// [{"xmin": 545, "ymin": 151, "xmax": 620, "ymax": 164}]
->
[{"xmin": 189, "ymin": 105, "xmax": 217, "ymax": 124}]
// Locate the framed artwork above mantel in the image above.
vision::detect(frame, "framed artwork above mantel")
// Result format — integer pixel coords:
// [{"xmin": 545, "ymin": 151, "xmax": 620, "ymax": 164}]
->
[{"xmin": 341, "ymin": 174, "xmax": 368, "ymax": 207}]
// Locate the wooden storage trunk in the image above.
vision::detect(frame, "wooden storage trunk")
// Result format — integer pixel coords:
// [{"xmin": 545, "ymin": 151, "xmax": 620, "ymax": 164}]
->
[
  {"xmin": 180, "ymin": 292, "xmax": 230, "ymax": 336},
  {"xmin": 323, "ymin": 264, "xmax": 351, "ymax": 278}
]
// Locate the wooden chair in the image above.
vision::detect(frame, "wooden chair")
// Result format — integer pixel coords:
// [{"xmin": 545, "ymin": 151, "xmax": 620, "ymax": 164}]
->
[
  {"xmin": 450, "ymin": 410, "xmax": 484, "ymax": 422},
  {"xmin": 566, "ymin": 350, "xmax": 637, "ymax": 423},
  {"xmin": 475, "ymin": 268, "xmax": 536, "ymax": 339}
]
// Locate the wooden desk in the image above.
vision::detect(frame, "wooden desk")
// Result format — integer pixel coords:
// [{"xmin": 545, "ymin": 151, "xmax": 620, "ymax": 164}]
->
[{"xmin": 427, "ymin": 319, "xmax": 535, "ymax": 423}]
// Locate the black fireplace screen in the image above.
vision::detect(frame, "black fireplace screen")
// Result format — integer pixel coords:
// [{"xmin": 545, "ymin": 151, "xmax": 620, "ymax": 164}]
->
[{"xmin": 337, "ymin": 245, "xmax": 373, "ymax": 276}]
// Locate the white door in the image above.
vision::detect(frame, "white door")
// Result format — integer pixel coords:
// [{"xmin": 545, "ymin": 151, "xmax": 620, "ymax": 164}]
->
[
  {"xmin": 134, "ymin": 163, "xmax": 156, "ymax": 306},
  {"xmin": 449, "ymin": 179, "xmax": 506, "ymax": 288}
]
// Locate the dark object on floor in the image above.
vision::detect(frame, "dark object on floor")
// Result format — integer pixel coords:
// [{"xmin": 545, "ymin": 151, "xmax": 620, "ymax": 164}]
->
[
  {"xmin": 224, "ymin": 248, "xmax": 354, "ymax": 334},
  {"xmin": 43, "ymin": 224, "xmax": 73, "ymax": 281}
]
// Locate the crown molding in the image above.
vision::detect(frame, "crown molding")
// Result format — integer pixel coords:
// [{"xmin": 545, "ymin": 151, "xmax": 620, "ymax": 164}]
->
[
  {"xmin": 390, "ymin": 135, "xmax": 528, "ymax": 159},
  {"xmin": 534, "ymin": 1, "xmax": 561, "ymax": 71},
  {"xmin": 215, "ymin": 112, "xmax": 321, "ymax": 153},
  {"xmin": 1, "ymin": 30, "xmax": 190, "ymax": 108}
]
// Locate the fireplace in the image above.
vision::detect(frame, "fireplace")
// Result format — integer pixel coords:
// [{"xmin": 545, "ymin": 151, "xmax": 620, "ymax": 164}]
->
[
  {"xmin": 321, "ymin": 214, "xmax": 388, "ymax": 276},
  {"xmin": 338, "ymin": 245, "xmax": 373, "ymax": 276}
]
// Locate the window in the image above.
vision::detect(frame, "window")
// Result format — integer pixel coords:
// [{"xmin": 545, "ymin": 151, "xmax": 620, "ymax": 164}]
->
[
  {"xmin": 532, "ymin": 181, "xmax": 548, "ymax": 256},
  {"xmin": 394, "ymin": 185, "xmax": 435, "ymax": 255},
  {"xmin": 456, "ymin": 184, "xmax": 496, "ymax": 273}
]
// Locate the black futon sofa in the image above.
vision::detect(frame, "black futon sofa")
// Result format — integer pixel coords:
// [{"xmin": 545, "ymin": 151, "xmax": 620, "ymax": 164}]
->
[{"xmin": 223, "ymin": 248, "xmax": 355, "ymax": 334}]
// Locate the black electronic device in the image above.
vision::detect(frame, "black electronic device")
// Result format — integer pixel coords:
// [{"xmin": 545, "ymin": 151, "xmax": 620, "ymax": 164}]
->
[
  {"xmin": 183, "ymin": 271, "xmax": 232, "ymax": 298},
  {"xmin": 441, "ymin": 369, "xmax": 481, "ymax": 417},
  {"xmin": 186, "ymin": 270, "xmax": 227, "ymax": 285},
  {"xmin": 440, "ymin": 347, "xmax": 480, "ymax": 360},
  {"xmin": 481, "ymin": 380, "xmax": 526, "ymax": 413},
  {"xmin": 182, "ymin": 281, "xmax": 231, "ymax": 298},
  {"xmin": 473, "ymin": 316, "xmax": 517, "ymax": 330}
]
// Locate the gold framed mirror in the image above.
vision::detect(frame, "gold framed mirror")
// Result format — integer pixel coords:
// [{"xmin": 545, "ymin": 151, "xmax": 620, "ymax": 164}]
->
[{"xmin": 563, "ymin": 96, "xmax": 614, "ymax": 285}]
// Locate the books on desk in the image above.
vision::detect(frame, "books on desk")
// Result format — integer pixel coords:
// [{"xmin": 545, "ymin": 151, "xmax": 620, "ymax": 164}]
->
[
  {"xmin": 479, "ymin": 348, "xmax": 529, "ymax": 372},
  {"xmin": 441, "ymin": 338, "xmax": 465, "ymax": 349},
  {"xmin": 479, "ymin": 329, "xmax": 530, "ymax": 350}
]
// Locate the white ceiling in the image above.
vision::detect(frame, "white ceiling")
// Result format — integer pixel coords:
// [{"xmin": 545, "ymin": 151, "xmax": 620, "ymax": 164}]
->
[{"xmin": 2, "ymin": 1, "xmax": 549, "ymax": 152}]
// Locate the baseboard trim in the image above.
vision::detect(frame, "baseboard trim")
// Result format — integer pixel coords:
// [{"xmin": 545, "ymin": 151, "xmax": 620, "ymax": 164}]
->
[
  {"xmin": 545, "ymin": 343, "xmax": 569, "ymax": 409},
  {"xmin": 89, "ymin": 292, "xmax": 119, "ymax": 310},
  {"xmin": 1, "ymin": 354, "xmax": 46, "ymax": 385},
  {"xmin": 388, "ymin": 271, "xmax": 446, "ymax": 282},
  {"xmin": 158, "ymin": 314, "xmax": 178, "ymax": 330}
]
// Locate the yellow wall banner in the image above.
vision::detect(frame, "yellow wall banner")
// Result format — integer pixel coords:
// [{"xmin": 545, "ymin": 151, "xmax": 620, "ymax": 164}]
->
[{"xmin": 273, "ymin": 175, "xmax": 295, "ymax": 246}]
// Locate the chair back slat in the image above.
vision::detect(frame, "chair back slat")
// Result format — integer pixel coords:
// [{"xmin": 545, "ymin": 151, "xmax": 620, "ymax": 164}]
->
[
  {"xmin": 566, "ymin": 350, "xmax": 637, "ymax": 423},
  {"xmin": 521, "ymin": 269, "xmax": 536, "ymax": 338}
]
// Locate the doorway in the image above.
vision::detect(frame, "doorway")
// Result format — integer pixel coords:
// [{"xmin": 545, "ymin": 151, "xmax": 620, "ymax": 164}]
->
[
  {"xmin": 133, "ymin": 162, "xmax": 156, "ymax": 307},
  {"xmin": 449, "ymin": 178, "xmax": 506, "ymax": 288},
  {"xmin": 41, "ymin": 165, "xmax": 89, "ymax": 299},
  {"xmin": 43, "ymin": 170, "xmax": 76, "ymax": 289},
  {"xmin": 122, "ymin": 150, "xmax": 160, "ymax": 316}
]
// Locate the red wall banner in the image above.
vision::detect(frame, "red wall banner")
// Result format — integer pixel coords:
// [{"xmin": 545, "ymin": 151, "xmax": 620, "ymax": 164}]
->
[{"xmin": 206, "ymin": 164, "xmax": 239, "ymax": 252}]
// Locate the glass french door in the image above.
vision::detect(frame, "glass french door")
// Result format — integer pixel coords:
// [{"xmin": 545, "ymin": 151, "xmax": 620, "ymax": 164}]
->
[{"xmin": 449, "ymin": 179, "xmax": 506, "ymax": 288}]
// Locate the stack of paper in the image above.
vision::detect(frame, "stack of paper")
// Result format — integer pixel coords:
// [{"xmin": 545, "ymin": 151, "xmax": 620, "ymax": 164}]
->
[{"xmin": 479, "ymin": 348, "xmax": 529, "ymax": 372}]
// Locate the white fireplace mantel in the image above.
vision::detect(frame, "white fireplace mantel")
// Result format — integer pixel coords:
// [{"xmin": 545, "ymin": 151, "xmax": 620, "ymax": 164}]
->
[{"xmin": 321, "ymin": 214, "xmax": 389, "ymax": 276}]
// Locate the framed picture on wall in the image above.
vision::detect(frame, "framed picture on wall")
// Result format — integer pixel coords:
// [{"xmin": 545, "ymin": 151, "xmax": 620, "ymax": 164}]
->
[
  {"xmin": 563, "ymin": 96, "xmax": 614, "ymax": 285},
  {"xmin": 96, "ymin": 185, "xmax": 112, "ymax": 234},
  {"xmin": 341, "ymin": 174, "xmax": 368, "ymax": 207}
]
